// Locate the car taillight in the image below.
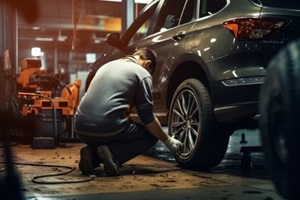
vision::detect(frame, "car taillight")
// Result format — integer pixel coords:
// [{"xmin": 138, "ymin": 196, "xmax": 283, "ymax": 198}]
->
[{"xmin": 223, "ymin": 18, "xmax": 290, "ymax": 40}]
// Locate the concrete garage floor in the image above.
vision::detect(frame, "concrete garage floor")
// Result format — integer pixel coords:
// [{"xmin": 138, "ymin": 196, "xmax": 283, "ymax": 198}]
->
[{"xmin": 0, "ymin": 129, "xmax": 284, "ymax": 200}]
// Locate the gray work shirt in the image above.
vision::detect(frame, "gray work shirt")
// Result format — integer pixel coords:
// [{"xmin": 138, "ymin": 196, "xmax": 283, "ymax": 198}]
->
[{"xmin": 75, "ymin": 58, "xmax": 155, "ymax": 136}]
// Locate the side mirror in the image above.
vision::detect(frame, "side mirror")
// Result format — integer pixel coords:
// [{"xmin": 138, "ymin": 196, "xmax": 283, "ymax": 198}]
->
[{"xmin": 105, "ymin": 33, "xmax": 121, "ymax": 48}]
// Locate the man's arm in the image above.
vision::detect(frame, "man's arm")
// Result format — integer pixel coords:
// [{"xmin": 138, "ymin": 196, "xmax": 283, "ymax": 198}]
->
[
  {"xmin": 135, "ymin": 78, "xmax": 182, "ymax": 152},
  {"xmin": 145, "ymin": 117, "xmax": 169, "ymax": 142},
  {"xmin": 145, "ymin": 117, "xmax": 182, "ymax": 153}
]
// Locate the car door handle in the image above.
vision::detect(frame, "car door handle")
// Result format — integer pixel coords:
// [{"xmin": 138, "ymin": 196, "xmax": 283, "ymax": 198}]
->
[{"xmin": 172, "ymin": 31, "xmax": 186, "ymax": 41}]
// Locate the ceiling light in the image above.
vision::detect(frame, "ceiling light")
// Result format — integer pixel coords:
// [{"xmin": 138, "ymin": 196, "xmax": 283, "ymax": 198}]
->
[
  {"xmin": 57, "ymin": 35, "xmax": 68, "ymax": 42},
  {"xmin": 35, "ymin": 37, "xmax": 54, "ymax": 42},
  {"xmin": 31, "ymin": 47, "xmax": 41, "ymax": 56},
  {"xmin": 32, "ymin": 26, "xmax": 41, "ymax": 30}
]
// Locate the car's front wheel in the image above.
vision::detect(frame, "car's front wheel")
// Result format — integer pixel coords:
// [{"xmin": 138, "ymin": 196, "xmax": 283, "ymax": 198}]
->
[{"xmin": 168, "ymin": 78, "xmax": 229, "ymax": 170}]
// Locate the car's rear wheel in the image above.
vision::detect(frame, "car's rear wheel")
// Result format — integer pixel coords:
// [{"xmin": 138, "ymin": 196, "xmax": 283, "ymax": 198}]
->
[
  {"xmin": 168, "ymin": 78, "xmax": 229, "ymax": 170},
  {"xmin": 260, "ymin": 39, "xmax": 300, "ymax": 199}
]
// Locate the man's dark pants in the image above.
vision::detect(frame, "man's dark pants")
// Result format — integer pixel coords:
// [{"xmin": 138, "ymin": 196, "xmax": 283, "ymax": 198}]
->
[{"xmin": 77, "ymin": 122, "xmax": 158, "ymax": 165}]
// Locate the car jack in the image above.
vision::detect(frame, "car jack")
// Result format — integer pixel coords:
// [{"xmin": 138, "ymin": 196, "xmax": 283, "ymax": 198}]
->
[{"xmin": 240, "ymin": 146, "xmax": 263, "ymax": 171}]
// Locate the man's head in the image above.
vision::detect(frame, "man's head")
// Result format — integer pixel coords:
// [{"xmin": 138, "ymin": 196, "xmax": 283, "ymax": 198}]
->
[{"xmin": 133, "ymin": 48, "xmax": 157, "ymax": 75}]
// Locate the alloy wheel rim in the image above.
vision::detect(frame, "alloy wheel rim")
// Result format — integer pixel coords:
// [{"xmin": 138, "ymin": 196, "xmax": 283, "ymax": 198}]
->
[{"xmin": 170, "ymin": 89, "xmax": 201, "ymax": 157}]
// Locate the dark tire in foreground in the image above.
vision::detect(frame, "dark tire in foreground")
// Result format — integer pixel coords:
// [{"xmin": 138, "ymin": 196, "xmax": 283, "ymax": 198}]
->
[
  {"xmin": 260, "ymin": 39, "xmax": 300, "ymax": 199},
  {"xmin": 168, "ymin": 78, "xmax": 230, "ymax": 170}
]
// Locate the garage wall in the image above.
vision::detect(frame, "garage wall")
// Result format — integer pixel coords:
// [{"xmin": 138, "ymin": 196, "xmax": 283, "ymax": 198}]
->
[{"xmin": 0, "ymin": 2, "xmax": 17, "ymax": 110}]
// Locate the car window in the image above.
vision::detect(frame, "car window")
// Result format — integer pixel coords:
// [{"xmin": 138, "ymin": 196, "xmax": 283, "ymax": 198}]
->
[
  {"xmin": 199, "ymin": 0, "xmax": 227, "ymax": 17},
  {"xmin": 129, "ymin": 18, "xmax": 152, "ymax": 45},
  {"xmin": 126, "ymin": 2, "xmax": 158, "ymax": 45},
  {"xmin": 251, "ymin": 0, "xmax": 300, "ymax": 9},
  {"xmin": 180, "ymin": 0, "xmax": 196, "ymax": 25},
  {"xmin": 153, "ymin": 0, "xmax": 187, "ymax": 33}
]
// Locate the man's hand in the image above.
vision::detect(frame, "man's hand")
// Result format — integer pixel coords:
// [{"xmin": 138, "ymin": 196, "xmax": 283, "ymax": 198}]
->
[{"xmin": 164, "ymin": 136, "xmax": 183, "ymax": 153}]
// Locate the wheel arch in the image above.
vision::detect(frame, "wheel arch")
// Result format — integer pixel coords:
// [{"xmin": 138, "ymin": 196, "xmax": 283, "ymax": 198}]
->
[{"xmin": 166, "ymin": 59, "xmax": 211, "ymax": 111}]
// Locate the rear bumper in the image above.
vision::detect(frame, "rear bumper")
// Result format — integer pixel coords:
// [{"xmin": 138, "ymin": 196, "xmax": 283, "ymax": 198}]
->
[
  {"xmin": 211, "ymin": 76, "xmax": 263, "ymax": 126},
  {"xmin": 214, "ymin": 101, "xmax": 258, "ymax": 123}
]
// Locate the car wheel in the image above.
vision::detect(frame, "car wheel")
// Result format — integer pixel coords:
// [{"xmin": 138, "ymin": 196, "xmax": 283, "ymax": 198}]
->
[
  {"xmin": 168, "ymin": 78, "xmax": 229, "ymax": 170},
  {"xmin": 259, "ymin": 39, "xmax": 300, "ymax": 199}
]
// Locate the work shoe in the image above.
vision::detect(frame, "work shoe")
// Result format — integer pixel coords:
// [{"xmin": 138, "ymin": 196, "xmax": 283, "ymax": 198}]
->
[
  {"xmin": 97, "ymin": 145, "xmax": 120, "ymax": 176},
  {"xmin": 78, "ymin": 146, "xmax": 94, "ymax": 175}
]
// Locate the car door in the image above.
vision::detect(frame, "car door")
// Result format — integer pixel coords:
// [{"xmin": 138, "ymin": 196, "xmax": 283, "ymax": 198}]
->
[{"xmin": 140, "ymin": 0, "xmax": 196, "ymax": 116}]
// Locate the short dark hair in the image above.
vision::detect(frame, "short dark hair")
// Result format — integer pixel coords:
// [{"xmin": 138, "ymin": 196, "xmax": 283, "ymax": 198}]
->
[{"xmin": 133, "ymin": 48, "xmax": 157, "ymax": 74}]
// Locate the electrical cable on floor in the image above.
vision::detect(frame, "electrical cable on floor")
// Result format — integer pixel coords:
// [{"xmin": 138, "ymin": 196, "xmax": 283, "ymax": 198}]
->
[
  {"xmin": 0, "ymin": 84, "xmax": 92, "ymax": 185},
  {"xmin": 0, "ymin": 161, "xmax": 95, "ymax": 184}
]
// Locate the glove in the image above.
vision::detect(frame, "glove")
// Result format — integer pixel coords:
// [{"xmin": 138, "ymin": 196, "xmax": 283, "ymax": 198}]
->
[{"xmin": 164, "ymin": 136, "xmax": 183, "ymax": 153}]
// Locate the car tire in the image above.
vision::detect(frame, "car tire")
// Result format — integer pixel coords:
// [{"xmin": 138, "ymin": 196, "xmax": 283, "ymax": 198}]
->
[
  {"xmin": 259, "ymin": 39, "xmax": 300, "ymax": 199},
  {"xmin": 168, "ymin": 78, "xmax": 229, "ymax": 170}
]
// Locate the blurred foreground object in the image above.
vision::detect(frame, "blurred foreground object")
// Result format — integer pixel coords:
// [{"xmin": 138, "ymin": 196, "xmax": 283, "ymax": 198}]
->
[
  {"xmin": 259, "ymin": 38, "xmax": 300, "ymax": 199},
  {"xmin": 0, "ymin": 109, "xmax": 36, "ymax": 200},
  {"xmin": 0, "ymin": 1, "xmax": 38, "ymax": 199}
]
